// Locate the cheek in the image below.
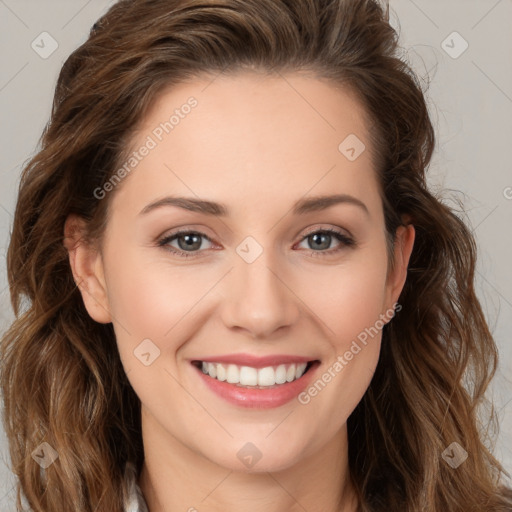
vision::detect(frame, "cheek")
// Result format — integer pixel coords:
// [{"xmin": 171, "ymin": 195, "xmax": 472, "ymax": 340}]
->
[
  {"xmin": 301, "ymin": 251, "xmax": 389, "ymax": 348},
  {"xmin": 102, "ymin": 245, "xmax": 228, "ymax": 370},
  {"xmin": 107, "ymin": 262, "xmax": 208, "ymax": 332},
  {"xmin": 103, "ymin": 257, "xmax": 212, "ymax": 397},
  {"xmin": 295, "ymin": 256, "xmax": 389, "ymax": 432}
]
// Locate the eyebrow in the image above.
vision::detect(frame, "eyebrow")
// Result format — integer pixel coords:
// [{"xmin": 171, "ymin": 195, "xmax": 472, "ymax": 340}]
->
[{"xmin": 139, "ymin": 193, "xmax": 369, "ymax": 217}]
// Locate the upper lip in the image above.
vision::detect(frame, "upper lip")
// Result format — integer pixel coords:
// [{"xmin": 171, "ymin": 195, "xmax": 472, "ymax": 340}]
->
[{"xmin": 192, "ymin": 353, "xmax": 318, "ymax": 368}]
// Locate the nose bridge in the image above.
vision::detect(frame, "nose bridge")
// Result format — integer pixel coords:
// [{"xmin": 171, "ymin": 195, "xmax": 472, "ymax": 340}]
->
[{"xmin": 220, "ymin": 241, "xmax": 299, "ymax": 338}]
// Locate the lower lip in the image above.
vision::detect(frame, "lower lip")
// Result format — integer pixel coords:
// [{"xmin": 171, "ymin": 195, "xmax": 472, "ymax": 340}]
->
[{"xmin": 193, "ymin": 361, "xmax": 320, "ymax": 409}]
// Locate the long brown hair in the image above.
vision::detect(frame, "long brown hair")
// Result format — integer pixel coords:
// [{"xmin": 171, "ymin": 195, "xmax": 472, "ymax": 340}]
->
[{"xmin": 1, "ymin": 0, "xmax": 511, "ymax": 510}]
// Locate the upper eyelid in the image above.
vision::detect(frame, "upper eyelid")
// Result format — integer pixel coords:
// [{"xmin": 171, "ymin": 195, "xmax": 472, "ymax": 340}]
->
[
  {"xmin": 300, "ymin": 225, "xmax": 352, "ymax": 239},
  {"xmin": 159, "ymin": 226, "xmax": 350, "ymax": 240}
]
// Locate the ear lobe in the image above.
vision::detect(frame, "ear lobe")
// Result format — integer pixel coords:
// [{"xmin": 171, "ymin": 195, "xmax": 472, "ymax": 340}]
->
[
  {"xmin": 63, "ymin": 214, "xmax": 112, "ymax": 324},
  {"xmin": 385, "ymin": 223, "xmax": 415, "ymax": 310}
]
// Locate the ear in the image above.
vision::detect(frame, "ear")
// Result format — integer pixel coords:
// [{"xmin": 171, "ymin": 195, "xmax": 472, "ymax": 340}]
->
[
  {"xmin": 384, "ymin": 223, "xmax": 415, "ymax": 312},
  {"xmin": 63, "ymin": 214, "xmax": 112, "ymax": 324}
]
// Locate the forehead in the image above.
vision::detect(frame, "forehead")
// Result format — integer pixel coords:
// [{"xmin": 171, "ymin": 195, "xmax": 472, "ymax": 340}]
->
[{"xmin": 110, "ymin": 71, "xmax": 381, "ymax": 219}]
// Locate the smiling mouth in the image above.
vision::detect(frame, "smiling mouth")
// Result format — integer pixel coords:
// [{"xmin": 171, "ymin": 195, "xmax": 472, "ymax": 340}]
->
[{"xmin": 191, "ymin": 360, "xmax": 318, "ymax": 389}]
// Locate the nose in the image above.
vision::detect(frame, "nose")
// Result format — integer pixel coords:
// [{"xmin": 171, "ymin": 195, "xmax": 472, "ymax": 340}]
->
[{"xmin": 219, "ymin": 253, "xmax": 300, "ymax": 339}]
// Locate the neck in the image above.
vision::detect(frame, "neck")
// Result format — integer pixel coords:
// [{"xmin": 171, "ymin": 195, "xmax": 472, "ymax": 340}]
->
[{"xmin": 138, "ymin": 407, "xmax": 359, "ymax": 512}]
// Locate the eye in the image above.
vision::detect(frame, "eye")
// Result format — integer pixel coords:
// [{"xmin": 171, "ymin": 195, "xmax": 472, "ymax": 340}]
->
[
  {"xmin": 157, "ymin": 230, "xmax": 215, "ymax": 257},
  {"xmin": 157, "ymin": 227, "xmax": 355, "ymax": 259},
  {"xmin": 296, "ymin": 228, "xmax": 355, "ymax": 256}
]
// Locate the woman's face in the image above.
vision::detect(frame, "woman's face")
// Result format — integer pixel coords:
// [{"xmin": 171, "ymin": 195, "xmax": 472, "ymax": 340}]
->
[{"xmin": 70, "ymin": 72, "xmax": 414, "ymax": 472}]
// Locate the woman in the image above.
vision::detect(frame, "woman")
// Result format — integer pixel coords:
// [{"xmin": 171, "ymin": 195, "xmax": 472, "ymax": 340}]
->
[{"xmin": 1, "ymin": 0, "xmax": 511, "ymax": 511}]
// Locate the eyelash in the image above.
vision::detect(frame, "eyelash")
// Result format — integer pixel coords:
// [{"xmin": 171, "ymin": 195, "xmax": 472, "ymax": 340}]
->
[{"xmin": 157, "ymin": 227, "xmax": 356, "ymax": 259}]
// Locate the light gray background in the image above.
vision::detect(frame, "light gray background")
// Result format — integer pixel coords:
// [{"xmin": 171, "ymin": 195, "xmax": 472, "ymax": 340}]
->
[{"xmin": 1, "ymin": 0, "xmax": 511, "ymax": 509}]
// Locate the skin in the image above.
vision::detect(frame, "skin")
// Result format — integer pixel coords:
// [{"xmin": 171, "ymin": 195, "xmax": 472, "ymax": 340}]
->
[{"xmin": 65, "ymin": 71, "xmax": 415, "ymax": 512}]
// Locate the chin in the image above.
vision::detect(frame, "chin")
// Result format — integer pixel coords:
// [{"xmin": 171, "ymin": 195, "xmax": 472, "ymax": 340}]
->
[{"xmin": 205, "ymin": 440, "xmax": 307, "ymax": 474}]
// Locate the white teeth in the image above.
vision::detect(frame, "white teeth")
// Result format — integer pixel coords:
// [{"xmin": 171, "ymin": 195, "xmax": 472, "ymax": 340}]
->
[
  {"xmin": 275, "ymin": 364, "xmax": 287, "ymax": 384},
  {"xmin": 286, "ymin": 365, "xmax": 296, "ymax": 382},
  {"xmin": 216, "ymin": 363, "xmax": 226, "ymax": 381},
  {"xmin": 226, "ymin": 364, "xmax": 239, "ymax": 384},
  {"xmin": 239, "ymin": 366, "xmax": 258, "ymax": 386},
  {"xmin": 199, "ymin": 361, "xmax": 309, "ymax": 387},
  {"xmin": 257, "ymin": 366, "xmax": 275, "ymax": 386}
]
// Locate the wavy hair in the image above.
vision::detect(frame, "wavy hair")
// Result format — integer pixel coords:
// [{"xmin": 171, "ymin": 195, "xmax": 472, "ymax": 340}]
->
[{"xmin": 1, "ymin": 0, "xmax": 511, "ymax": 510}]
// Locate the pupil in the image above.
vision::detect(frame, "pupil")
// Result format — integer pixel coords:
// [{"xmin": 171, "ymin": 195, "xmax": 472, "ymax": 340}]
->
[
  {"xmin": 311, "ymin": 233, "xmax": 330, "ymax": 250},
  {"xmin": 179, "ymin": 233, "xmax": 201, "ymax": 251}
]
